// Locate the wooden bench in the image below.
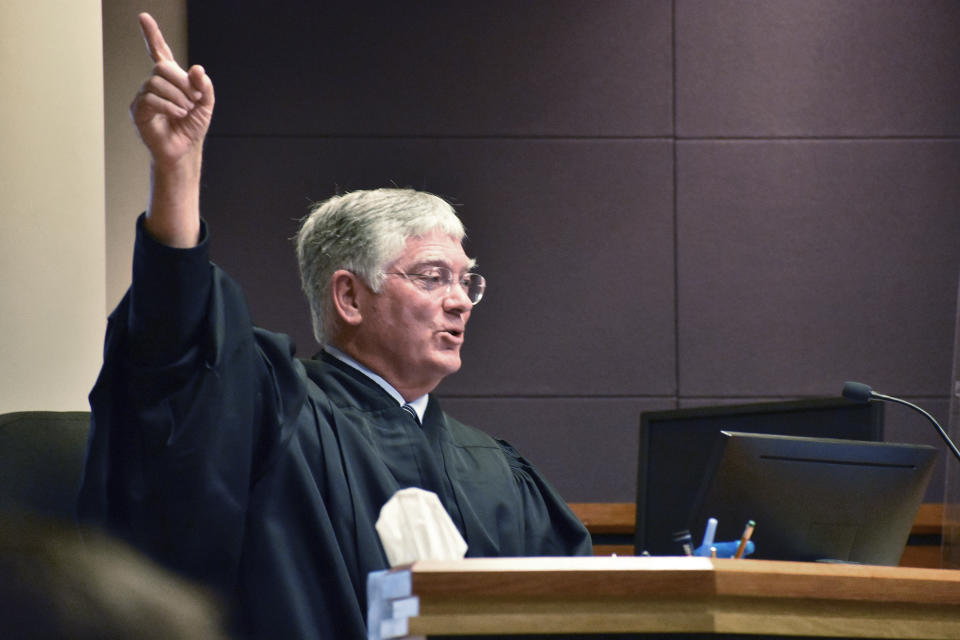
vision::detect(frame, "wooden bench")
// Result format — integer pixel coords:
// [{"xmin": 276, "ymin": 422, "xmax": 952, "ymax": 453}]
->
[{"xmin": 568, "ymin": 502, "xmax": 946, "ymax": 568}]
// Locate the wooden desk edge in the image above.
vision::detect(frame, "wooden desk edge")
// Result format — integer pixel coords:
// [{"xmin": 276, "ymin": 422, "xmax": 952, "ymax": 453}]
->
[
  {"xmin": 405, "ymin": 557, "xmax": 960, "ymax": 638},
  {"xmin": 408, "ymin": 556, "xmax": 960, "ymax": 602}
]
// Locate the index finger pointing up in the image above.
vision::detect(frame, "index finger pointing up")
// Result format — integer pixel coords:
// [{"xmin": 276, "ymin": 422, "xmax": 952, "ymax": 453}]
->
[{"xmin": 138, "ymin": 12, "xmax": 175, "ymax": 63}]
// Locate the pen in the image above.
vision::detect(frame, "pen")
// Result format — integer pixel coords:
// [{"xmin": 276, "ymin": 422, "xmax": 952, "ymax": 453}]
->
[
  {"xmin": 700, "ymin": 517, "xmax": 718, "ymax": 552},
  {"xmin": 734, "ymin": 520, "xmax": 755, "ymax": 559},
  {"xmin": 672, "ymin": 529, "xmax": 694, "ymax": 556}
]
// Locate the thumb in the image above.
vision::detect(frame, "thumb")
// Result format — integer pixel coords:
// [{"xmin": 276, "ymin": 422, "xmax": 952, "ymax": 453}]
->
[{"xmin": 188, "ymin": 65, "xmax": 216, "ymax": 107}]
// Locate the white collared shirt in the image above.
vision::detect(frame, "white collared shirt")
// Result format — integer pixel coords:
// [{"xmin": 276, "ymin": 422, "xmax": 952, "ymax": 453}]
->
[{"xmin": 323, "ymin": 345, "xmax": 428, "ymax": 423}]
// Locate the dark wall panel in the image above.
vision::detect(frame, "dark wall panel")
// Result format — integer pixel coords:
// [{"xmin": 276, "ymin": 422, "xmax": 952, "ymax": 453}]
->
[
  {"xmin": 190, "ymin": 0, "xmax": 673, "ymax": 137},
  {"xmin": 676, "ymin": 0, "xmax": 960, "ymax": 137},
  {"xmin": 187, "ymin": 1, "xmax": 960, "ymax": 505},
  {"xmin": 677, "ymin": 140, "xmax": 960, "ymax": 397},
  {"xmin": 201, "ymin": 137, "xmax": 677, "ymax": 397}
]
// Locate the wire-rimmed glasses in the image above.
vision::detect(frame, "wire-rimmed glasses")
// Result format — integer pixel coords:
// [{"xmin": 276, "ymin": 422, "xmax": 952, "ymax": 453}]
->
[{"xmin": 385, "ymin": 266, "xmax": 486, "ymax": 305}]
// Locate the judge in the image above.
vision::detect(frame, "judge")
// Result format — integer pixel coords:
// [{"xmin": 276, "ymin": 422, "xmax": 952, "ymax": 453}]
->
[{"xmin": 78, "ymin": 13, "xmax": 591, "ymax": 640}]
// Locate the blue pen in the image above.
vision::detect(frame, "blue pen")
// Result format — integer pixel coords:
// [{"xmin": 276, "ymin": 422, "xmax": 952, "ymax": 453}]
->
[
  {"xmin": 697, "ymin": 517, "xmax": 718, "ymax": 556},
  {"xmin": 702, "ymin": 518, "xmax": 718, "ymax": 549}
]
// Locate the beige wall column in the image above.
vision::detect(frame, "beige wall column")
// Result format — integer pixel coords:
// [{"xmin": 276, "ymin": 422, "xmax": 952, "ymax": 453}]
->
[
  {"xmin": 0, "ymin": 0, "xmax": 185, "ymax": 412},
  {"xmin": 0, "ymin": 1, "xmax": 106, "ymax": 412}
]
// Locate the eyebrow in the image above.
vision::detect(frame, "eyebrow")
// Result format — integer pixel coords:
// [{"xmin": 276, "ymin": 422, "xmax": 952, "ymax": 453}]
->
[{"xmin": 406, "ymin": 257, "xmax": 478, "ymax": 273}]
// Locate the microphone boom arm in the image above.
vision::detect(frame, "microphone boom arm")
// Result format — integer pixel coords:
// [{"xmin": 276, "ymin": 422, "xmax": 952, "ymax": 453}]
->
[{"xmin": 869, "ymin": 391, "xmax": 960, "ymax": 463}]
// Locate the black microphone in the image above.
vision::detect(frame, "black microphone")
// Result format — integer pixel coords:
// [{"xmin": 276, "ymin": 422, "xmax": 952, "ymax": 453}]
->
[{"xmin": 842, "ymin": 380, "xmax": 960, "ymax": 463}]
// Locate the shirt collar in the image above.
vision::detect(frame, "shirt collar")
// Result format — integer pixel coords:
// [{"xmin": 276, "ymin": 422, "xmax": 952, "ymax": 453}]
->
[{"xmin": 323, "ymin": 345, "xmax": 428, "ymax": 422}]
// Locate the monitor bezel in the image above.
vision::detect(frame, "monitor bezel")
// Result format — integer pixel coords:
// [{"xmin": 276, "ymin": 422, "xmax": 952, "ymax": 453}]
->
[{"xmin": 688, "ymin": 430, "xmax": 936, "ymax": 565}]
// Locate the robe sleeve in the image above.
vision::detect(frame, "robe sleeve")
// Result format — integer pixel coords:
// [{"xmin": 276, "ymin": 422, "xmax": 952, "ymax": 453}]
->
[
  {"xmin": 77, "ymin": 214, "xmax": 306, "ymax": 597},
  {"xmin": 496, "ymin": 439, "xmax": 593, "ymax": 556}
]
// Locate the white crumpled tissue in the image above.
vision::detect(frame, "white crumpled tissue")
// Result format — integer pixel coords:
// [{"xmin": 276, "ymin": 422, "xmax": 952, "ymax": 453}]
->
[{"xmin": 375, "ymin": 487, "xmax": 468, "ymax": 567}]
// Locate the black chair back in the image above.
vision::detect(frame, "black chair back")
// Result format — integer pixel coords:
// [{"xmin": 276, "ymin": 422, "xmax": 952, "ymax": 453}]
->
[{"xmin": 0, "ymin": 411, "xmax": 91, "ymax": 522}]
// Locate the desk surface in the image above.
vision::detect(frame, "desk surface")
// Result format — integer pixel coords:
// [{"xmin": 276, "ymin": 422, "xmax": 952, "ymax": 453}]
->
[{"xmin": 403, "ymin": 556, "xmax": 960, "ymax": 638}]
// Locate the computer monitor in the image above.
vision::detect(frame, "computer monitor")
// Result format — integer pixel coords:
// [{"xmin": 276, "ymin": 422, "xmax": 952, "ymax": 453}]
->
[
  {"xmin": 689, "ymin": 431, "xmax": 936, "ymax": 565},
  {"xmin": 635, "ymin": 398, "xmax": 884, "ymax": 556}
]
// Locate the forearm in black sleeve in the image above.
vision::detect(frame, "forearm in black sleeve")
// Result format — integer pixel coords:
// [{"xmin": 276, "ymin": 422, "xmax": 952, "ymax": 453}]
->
[{"xmin": 127, "ymin": 212, "xmax": 213, "ymax": 364}]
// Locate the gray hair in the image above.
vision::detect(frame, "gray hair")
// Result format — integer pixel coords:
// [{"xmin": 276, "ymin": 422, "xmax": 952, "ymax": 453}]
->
[{"xmin": 296, "ymin": 187, "xmax": 466, "ymax": 345}]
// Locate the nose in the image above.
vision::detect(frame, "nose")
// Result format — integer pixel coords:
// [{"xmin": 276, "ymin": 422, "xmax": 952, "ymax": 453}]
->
[{"xmin": 443, "ymin": 280, "xmax": 473, "ymax": 311}]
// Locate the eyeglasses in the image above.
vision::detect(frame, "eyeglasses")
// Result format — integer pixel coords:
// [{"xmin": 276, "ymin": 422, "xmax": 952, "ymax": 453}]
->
[{"xmin": 385, "ymin": 266, "xmax": 486, "ymax": 305}]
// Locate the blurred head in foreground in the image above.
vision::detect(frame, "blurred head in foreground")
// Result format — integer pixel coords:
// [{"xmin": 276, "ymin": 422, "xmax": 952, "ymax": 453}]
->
[{"xmin": 0, "ymin": 519, "xmax": 230, "ymax": 640}]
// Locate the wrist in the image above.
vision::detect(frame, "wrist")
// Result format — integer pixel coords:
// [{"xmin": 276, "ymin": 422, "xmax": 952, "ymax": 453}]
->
[
  {"xmin": 151, "ymin": 147, "xmax": 203, "ymax": 183},
  {"xmin": 145, "ymin": 152, "xmax": 203, "ymax": 248}
]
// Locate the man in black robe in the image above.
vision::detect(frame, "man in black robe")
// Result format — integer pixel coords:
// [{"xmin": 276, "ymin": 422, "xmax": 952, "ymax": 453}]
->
[{"xmin": 78, "ymin": 13, "xmax": 591, "ymax": 640}]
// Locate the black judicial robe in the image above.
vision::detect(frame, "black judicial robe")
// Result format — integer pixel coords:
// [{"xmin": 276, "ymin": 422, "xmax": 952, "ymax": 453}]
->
[{"xmin": 77, "ymin": 216, "xmax": 592, "ymax": 640}]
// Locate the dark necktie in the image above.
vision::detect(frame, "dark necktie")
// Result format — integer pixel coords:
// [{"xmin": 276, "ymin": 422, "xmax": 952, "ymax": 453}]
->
[{"xmin": 401, "ymin": 403, "xmax": 420, "ymax": 425}]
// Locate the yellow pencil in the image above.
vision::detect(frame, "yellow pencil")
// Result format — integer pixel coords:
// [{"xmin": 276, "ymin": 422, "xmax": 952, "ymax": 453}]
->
[{"xmin": 734, "ymin": 520, "xmax": 756, "ymax": 559}]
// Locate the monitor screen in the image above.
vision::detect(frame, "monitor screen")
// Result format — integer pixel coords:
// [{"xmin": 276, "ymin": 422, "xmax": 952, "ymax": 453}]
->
[
  {"xmin": 635, "ymin": 398, "xmax": 884, "ymax": 556},
  {"xmin": 689, "ymin": 431, "xmax": 936, "ymax": 565}
]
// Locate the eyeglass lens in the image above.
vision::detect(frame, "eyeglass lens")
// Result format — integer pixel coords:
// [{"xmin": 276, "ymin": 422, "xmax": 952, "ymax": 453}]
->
[{"xmin": 463, "ymin": 274, "xmax": 485, "ymax": 304}]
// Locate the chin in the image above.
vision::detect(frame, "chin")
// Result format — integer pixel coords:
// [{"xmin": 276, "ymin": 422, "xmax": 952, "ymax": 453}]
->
[{"xmin": 432, "ymin": 353, "xmax": 462, "ymax": 377}]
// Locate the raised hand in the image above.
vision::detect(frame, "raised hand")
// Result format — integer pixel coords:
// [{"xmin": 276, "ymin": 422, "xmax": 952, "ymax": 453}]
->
[
  {"xmin": 131, "ymin": 13, "xmax": 214, "ymax": 167},
  {"xmin": 131, "ymin": 13, "xmax": 214, "ymax": 247}
]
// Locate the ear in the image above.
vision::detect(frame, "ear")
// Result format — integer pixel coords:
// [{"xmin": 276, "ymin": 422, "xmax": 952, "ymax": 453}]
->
[{"xmin": 331, "ymin": 269, "xmax": 364, "ymax": 327}]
